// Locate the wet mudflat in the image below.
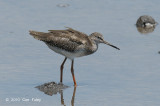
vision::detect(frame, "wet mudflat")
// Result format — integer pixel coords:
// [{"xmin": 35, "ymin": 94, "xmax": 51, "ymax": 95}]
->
[{"xmin": 0, "ymin": 0, "xmax": 160, "ymax": 106}]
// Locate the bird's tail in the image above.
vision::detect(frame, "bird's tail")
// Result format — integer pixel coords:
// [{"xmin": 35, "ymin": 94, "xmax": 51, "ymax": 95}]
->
[{"xmin": 29, "ymin": 30, "xmax": 47, "ymax": 41}]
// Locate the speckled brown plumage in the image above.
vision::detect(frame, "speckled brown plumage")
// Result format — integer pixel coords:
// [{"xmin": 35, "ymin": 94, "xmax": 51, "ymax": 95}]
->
[
  {"xmin": 29, "ymin": 28, "xmax": 93, "ymax": 53},
  {"xmin": 29, "ymin": 27, "xmax": 120, "ymax": 86}
]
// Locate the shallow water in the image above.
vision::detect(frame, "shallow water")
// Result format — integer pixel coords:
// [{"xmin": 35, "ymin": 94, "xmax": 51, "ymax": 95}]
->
[{"xmin": 0, "ymin": 0, "xmax": 160, "ymax": 106}]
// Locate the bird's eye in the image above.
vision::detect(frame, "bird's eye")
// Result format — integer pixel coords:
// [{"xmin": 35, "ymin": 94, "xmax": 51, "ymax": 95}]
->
[{"xmin": 97, "ymin": 36, "xmax": 102, "ymax": 40}]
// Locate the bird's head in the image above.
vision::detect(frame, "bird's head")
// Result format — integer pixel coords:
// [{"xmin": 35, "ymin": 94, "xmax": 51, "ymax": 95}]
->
[{"xmin": 89, "ymin": 32, "xmax": 120, "ymax": 50}]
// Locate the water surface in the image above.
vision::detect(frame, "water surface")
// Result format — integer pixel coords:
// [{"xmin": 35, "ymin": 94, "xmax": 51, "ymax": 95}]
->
[{"xmin": 0, "ymin": 0, "xmax": 160, "ymax": 106}]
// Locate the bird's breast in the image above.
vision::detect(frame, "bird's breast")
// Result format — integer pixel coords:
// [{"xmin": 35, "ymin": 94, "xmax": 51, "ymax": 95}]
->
[{"xmin": 46, "ymin": 43, "xmax": 89, "ymax": 59}]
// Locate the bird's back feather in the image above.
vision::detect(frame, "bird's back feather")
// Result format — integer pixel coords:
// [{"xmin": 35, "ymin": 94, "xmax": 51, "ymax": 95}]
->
[{"xmin": 29, "ymin": 28, "xmax": 92, "ymax": 52}]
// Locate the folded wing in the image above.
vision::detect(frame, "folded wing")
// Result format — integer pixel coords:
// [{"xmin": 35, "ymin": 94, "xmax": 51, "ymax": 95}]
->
[{"xmin": 29, "ymin": 28, "xmax": 91, "ymax": 52}]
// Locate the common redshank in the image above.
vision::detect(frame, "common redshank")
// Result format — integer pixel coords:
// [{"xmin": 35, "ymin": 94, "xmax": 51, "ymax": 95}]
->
[{"xmin": 29, "ymin": 27, "xmax": 120, "ymax": 86}]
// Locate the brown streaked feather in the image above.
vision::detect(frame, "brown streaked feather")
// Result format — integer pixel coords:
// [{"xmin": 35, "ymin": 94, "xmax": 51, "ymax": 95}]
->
[{"xmin": 29, "ymin": 28, "xmax": 92, "ymax": 52}]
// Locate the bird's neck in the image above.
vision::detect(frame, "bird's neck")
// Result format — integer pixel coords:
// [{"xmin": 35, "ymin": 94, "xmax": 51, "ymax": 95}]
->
[{"xmin": 88, "ymin": 39, "xmax": 98, "ymax": 53}]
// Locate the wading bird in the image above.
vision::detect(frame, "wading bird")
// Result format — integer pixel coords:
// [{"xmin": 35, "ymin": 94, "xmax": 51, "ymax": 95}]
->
[{"xmin": 29, "ymin": 28, "xmax": 120, "ymax": 86}]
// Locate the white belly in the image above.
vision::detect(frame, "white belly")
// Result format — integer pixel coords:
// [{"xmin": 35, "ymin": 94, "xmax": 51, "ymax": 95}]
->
[
  {"xmin": 145, "ymin": 23, "xmax": 155, "ymax": 28},
  {"xmin": 46, "ymin": 44, "xmax": 87, "ymax": 60}
]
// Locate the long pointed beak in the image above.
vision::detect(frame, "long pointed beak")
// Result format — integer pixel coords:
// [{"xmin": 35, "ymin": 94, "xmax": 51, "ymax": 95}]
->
[{"xmin": 103, "ymin": 41, "xmax": 120, "ymax": 50}]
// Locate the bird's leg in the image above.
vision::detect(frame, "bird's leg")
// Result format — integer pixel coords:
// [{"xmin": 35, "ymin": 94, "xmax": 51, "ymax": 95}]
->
[
  {"xmin": 60, "ymin": 57, "xmax": 67, "ymax": 83},
  {"xmin": 71, "ymin": 60, "xmax": 77, "ymax": 86}
]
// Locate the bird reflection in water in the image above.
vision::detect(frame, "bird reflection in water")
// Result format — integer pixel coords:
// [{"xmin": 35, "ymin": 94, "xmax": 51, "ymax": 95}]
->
[
  {"xmin": 60, "ymin": 87, "xmax": 76, "ymax": 106},
  {"xmin": 136, "ymin": 26, "xmax": 155, "ymax": 34},
  {"xmin": 36, "ymin": 82, "xmax": 76, "ymax": 106}
]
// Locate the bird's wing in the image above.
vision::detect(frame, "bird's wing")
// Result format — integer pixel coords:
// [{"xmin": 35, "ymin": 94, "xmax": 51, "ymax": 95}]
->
[{"xmin": 29, "ymin": 28, "xmax": 91, "ymax": 52}]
